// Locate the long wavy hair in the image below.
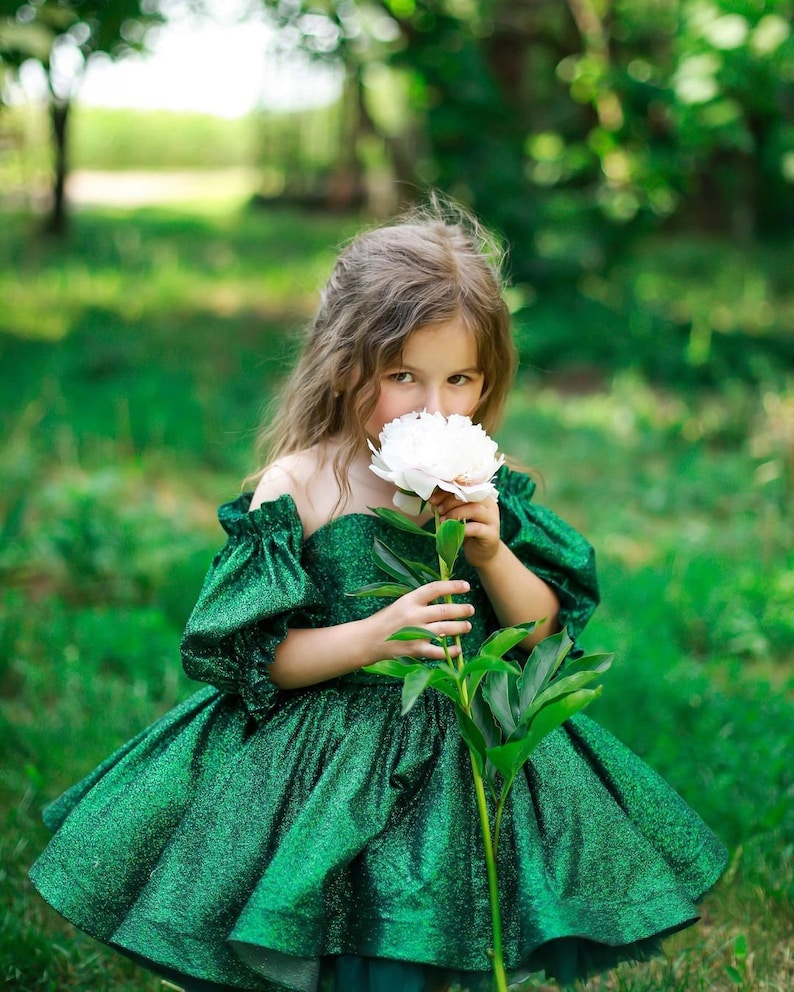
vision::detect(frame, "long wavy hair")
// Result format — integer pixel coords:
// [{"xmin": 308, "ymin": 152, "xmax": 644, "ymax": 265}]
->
[{"xmin": 246, "ymin": 200, "xmax": 517, "ymax": 500}]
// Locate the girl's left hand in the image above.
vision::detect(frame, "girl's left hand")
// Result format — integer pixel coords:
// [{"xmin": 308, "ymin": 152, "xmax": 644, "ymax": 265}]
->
[{"xmin": 429, "ymin": 492, "xmax": 501, "ymax": 569}]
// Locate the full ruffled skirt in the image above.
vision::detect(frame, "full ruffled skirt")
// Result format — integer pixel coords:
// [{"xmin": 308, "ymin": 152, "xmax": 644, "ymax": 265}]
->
[{"xmin": 29, "ymin": 681, "xmax": 727, "ymax": 990}]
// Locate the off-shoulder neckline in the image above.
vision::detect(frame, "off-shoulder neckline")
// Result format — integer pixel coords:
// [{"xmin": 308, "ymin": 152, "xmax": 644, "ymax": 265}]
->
[
  {"xmin": 234, "ymin": 464, "xmax": 532, "ymax": 544},
  {"xmin": 242, "ymin": 492, "xmax": 435, "ymax": 547}
]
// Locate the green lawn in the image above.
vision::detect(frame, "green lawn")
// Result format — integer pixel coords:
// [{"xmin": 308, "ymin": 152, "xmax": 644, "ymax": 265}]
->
[{"xmin": 1, "ymin": 202, "xmax": 792, "ymax": 991}]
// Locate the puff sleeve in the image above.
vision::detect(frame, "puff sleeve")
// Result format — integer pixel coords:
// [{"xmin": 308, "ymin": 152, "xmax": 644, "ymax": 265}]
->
[
  {"xmin": 497, "ymin": 467, "xmax": 599, "ymax": 646},
  {"xmin": 180, "ymin": 493, "xmax": 326, "ymax": 720}
]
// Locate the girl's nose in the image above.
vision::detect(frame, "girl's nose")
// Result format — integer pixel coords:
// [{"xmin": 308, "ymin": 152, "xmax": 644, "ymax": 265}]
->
[{"xmin": 422, "ymin": 389, "xmax": 443, "ymax": 415}]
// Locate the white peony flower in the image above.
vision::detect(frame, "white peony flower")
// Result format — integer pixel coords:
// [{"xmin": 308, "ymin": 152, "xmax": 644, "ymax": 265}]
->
[{"xmin": 369, "ymin": 411, "xmax": 504, "ymax": 514}]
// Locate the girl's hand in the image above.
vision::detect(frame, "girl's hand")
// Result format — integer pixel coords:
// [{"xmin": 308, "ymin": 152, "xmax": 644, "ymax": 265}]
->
[
  {"xmin": 429, "ymin": 492, "xmax": 501, "ymax": 569},
  {"xmin": 364, "ymin": 580, "xmax": 474, "ymax": 664}
]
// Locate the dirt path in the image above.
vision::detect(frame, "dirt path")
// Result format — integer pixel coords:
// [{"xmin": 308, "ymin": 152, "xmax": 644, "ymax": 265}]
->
[{"xmin": 66, "ymin": 168, "xmax": 261, "ymax": 207}]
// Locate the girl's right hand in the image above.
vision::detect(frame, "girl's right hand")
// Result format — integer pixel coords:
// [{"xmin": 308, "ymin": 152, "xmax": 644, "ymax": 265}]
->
[{"xmin": 363, "ymin": 580, "xmax": 474, "ymax": 664}]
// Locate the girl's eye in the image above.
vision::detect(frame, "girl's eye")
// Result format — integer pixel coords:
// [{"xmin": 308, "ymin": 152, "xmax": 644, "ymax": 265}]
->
[
  {"xmin": 390, "ymin": 371, "xmax": 414, "ymax": 383},
  {"xmin": 448, "ymin": 374, "xmax": 471, "ymax": 385}
]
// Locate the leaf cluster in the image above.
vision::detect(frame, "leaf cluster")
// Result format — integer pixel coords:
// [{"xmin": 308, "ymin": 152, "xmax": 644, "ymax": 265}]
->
[
  {"xmin": 473, "ymin": 630, "xmax": 611, "ymax": 804},
  {"xmin": 351, "ymin": 502, "xmax": 612, "ymax": 844}
]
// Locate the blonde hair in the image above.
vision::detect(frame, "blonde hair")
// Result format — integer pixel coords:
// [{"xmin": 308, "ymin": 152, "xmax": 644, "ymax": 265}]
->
[{"xmin": 247, "ymin": 201, "xmax": 517, "ymax": 498}]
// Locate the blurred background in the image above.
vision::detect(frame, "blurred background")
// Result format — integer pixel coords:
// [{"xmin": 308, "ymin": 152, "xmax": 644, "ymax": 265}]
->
[{"xmin": 1, "ymin": 1, "xmax": 793, "ymax": 989}]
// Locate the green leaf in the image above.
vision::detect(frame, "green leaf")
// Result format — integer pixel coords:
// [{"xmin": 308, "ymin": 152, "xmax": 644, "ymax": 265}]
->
[
  {"xmin": 363, "ymin": 659, "xmax": 420, "ymax": 679},
  {"xmin": 425, "ymin": 668, "xmax": 462, "ymax": 704},
  {"xmin": 401, "ymin": 667, "xmax": 435, "ymax": 714},
  {"xmin": 485, "ymin": 739, "xmax": 530, "ymax": 783},
  {"xmin": 482, "ymin": 671, "xmax": 518, "ymax": 738},
  {"xmin": 517, "ymin": 629, "xmax": 574, "ymax": 713},
  {"xmin": 479, "ymin": 622, "xmax": 536, "ymax": 660},
  {"xmin": 371, "ymin": 538, "xmax": 422, "ymax": 588},
  {"xmin": 521, "ymin": 664, "xmax": 611, "ymax": 725},
  {"xmin": 401, "ymin": 557, "xmax": 441, "ymax": 584},
  {"xmin": 466, "ymin": 667, "xmax": 489, "ymax": 699},
  {"xmin": 463, "ymin": 654, "xmax": 522, "ymax": 699},
  {"xmin": 386, "ymin": 625, "xmax": 442, "ymax": 643},
  {"xmin": 397, "ymin": 555, "xmax": 440, "ymax": 587},
  {"xmin": 436, "ymin": 518, "xmax": 466, "ymax": 575},
  {"xmin": 455, "ymin": 707, "xmax": 487, "ymax": 775},
  {"xmin": 346, "ymin": 582, "xmax": 413, "ymax": 598},
  {"xmin": 470, "ymin": 693, "xmax": 502, "ymax": 795},
  {"xmin": 463, "ymin": 654, "xmax": 523, "ymax": 678},
  {"xmin": 370, "ymin": 506, "xmax": 435, "ymax": 538},
  {"xmin": 559, "ymin": 651, "xmax": 614, "ymax": 679},
  {"xmin": 471, "ymin": 691, "xmax": 502, "ymax": 746},
  {"xmin": 516, "ymin": 687, "xmax": 602, "ymax": 756}
]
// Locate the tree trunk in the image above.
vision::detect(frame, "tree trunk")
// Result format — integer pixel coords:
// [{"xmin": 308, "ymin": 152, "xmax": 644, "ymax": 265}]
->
[
  {"xmin": 326, "ymin": 62, "xmax": 367, "ymax": 211},
  {"xmin": 44, "ymin": 94, "xmax": 70, "ymax": 237}
]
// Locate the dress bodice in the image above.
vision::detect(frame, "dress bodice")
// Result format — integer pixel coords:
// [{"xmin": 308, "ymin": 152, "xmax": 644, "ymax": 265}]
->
[
  {"xmin": 180, "ymin": 466, "xmax": 599, "ymax": 719},
  {"xmin": 29, "ymin": 466, "xmax": 728, "ymax": 992}
]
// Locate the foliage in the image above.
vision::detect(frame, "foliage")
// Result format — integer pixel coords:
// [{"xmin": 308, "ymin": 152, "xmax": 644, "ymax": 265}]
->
[
  {"xmin": 0, "ymin": 0, "xmax": 166, "ymax": 83},
  {"xmin": 0, "ymin": 204, "xmax": 792, "ymax": 990},
  {"xmin": 357, "ymin": 496, "xmax": 610, "ymax": 991},
  {"xmin": 512, "ymin": 235, "xmax": 794, "ymax": 387},
  {"xmin": 0, "ymin": 0, "xmax": 200, "ymax": 231},
  {"xmin": 69, "ymin": 106, "xmax": 264, "ymax": 171},
  {"xmin": 354, "ymin": 504, "xmax": 611, "ymax": 816},
  {"xmin": 258, "ymin": 0, "xmax": 794, "ymax": 279}
]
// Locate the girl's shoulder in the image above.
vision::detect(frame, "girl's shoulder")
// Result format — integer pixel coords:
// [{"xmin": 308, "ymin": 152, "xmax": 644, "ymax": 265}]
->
[
  {"xmin": 250, "ymin": 451, "xmax": 311, "ymax": 509},
  {"xmin": 250, "ymin": 445, "xmax": 340, "ymax": 538}
]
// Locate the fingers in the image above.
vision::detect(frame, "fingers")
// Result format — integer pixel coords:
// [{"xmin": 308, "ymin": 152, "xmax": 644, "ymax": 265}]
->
[
  {"xmin": 421, "ymin": 599, "xmax": 474, "ymax": 623},
  {"xmin": 427, "ymin": 617, "xmax": 473, "ymax": 648},
  {"xmin": 410, "ymin": 583, "xmax": 474, "ymax": 630},
  {"xmin": 415, "ymin": 595, "xmax": 473, "ymax": 658},
  {"xmin": 405, "ymin": 642, "xmax": 463, "ymax": 660},
  {"xmin": 427, "ymin": 497, "xmax": 501, "ymax": 569},
  {"xmin": 432, "ymin": 495, "xmax": 499, "ymax": 526},
  {"xmin": 412, "ymin": 579, "xmax": 471, "ymax": 603},
  {"xmin": 386, "ymin": 580, "xmax": 474, "ymax": 660},
  {"xmin": 401, "ymin": 618, "xmax": 472, "ymax": 659},
  {"xmin": 429, "ymin": 492, "xmax": 466, "ymax": 517}
]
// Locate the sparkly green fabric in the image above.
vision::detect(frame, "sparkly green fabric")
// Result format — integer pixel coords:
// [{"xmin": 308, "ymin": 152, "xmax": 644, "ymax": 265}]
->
[{"xmin": 29, "ymin": 466, "xmax": 727, "ymax": 992}]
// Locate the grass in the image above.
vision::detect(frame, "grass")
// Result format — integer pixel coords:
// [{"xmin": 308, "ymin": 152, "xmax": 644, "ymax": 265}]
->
[{"xmin": 0, "ymin": 202, "xmax": 792, "ymax": 991}]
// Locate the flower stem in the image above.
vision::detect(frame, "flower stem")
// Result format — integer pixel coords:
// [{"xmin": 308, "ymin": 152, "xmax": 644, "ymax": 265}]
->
[
  {"xmin": 434, "ymin": 506, "xmax": 470, "ymax": 708},
  {"xmin": 433, "ymin": 505, "xmax": 507, "ymax": 992},
  {"xmin": 470, "ymin": 752, "xmax": 509, "ymax": 992},
  {"xmin": 493, "ymin": 792, "xmax": 507, "ymax": 856}
]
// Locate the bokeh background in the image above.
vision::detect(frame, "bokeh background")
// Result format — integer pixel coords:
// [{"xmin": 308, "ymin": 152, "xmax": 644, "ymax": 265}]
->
[{"xmin": 1, "ymin": 1, "xmax": 793, "ymax": 989}]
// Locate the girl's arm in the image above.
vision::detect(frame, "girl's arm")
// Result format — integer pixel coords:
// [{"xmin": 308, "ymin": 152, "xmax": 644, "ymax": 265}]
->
[
  {"xmin": 475, "ymin": 542, "xmax": 560, "ymax": 645},
  {"xmin": 269, "ymin": 579, "xmax": 474, "ymax": 689},
  {"xmin": 430, "ymin": 492, "xmax": 559, "ymax": 650}
]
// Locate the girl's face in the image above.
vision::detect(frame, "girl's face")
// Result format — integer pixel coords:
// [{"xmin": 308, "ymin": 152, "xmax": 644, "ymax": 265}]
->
[{"xmin": 365, "ymin": 316, "xmax": 485, "ymax": 439}]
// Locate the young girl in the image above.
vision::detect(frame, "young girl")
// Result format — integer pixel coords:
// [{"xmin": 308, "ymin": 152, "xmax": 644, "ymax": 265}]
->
[{"xmin": 30, "ymin": 205, "xmax": 727, "ymax": 992}]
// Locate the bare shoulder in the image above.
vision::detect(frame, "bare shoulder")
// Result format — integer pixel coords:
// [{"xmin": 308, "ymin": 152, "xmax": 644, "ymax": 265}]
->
[
  {"xmin": 249, "ymin": 447, "xmax": 336, "ymax": 525},
  {"xmin": 249, "ymin": 450, "xmax": 316, "ymax": 510}
]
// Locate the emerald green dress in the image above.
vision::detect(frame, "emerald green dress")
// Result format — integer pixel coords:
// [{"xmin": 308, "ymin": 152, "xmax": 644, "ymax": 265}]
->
[{"xmin": 29, "ymin": 467, "xmax": 727, "ymax": 991}]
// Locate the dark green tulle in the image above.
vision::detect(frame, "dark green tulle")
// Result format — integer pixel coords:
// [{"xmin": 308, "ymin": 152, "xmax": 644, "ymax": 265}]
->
[{"xmin": 29, "ymin": 467, "xmax": 727, "ymax": 991}]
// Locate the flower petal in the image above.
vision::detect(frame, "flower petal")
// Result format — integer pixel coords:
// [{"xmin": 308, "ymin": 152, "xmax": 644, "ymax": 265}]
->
[
  {"xmin": 393, "ymin": 491, "xmax": 425, "ymax": 515},
  {"xmin": 402, "ymin": 467, "xmax": 439, "ymax": 500},
  {"xmin": 368, "ymin": 412, "xmax": 503, "ymax": 509}
]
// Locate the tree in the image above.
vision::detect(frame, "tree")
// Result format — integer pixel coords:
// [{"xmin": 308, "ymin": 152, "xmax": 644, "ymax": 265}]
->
[
  {"xmin": 257, "ymin": 1, "xmax": 395, "ymax": 209},
  {"xmin": 257, "ymin": 0, "xmax": 794, "ymax": 279},
  {"xmin": 258, "ymin": 1, "xmax": 578, "ymax": 278},
  {"xmin": 0, "ymin": 0, "xmax": 171, "ymax": 234}
]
